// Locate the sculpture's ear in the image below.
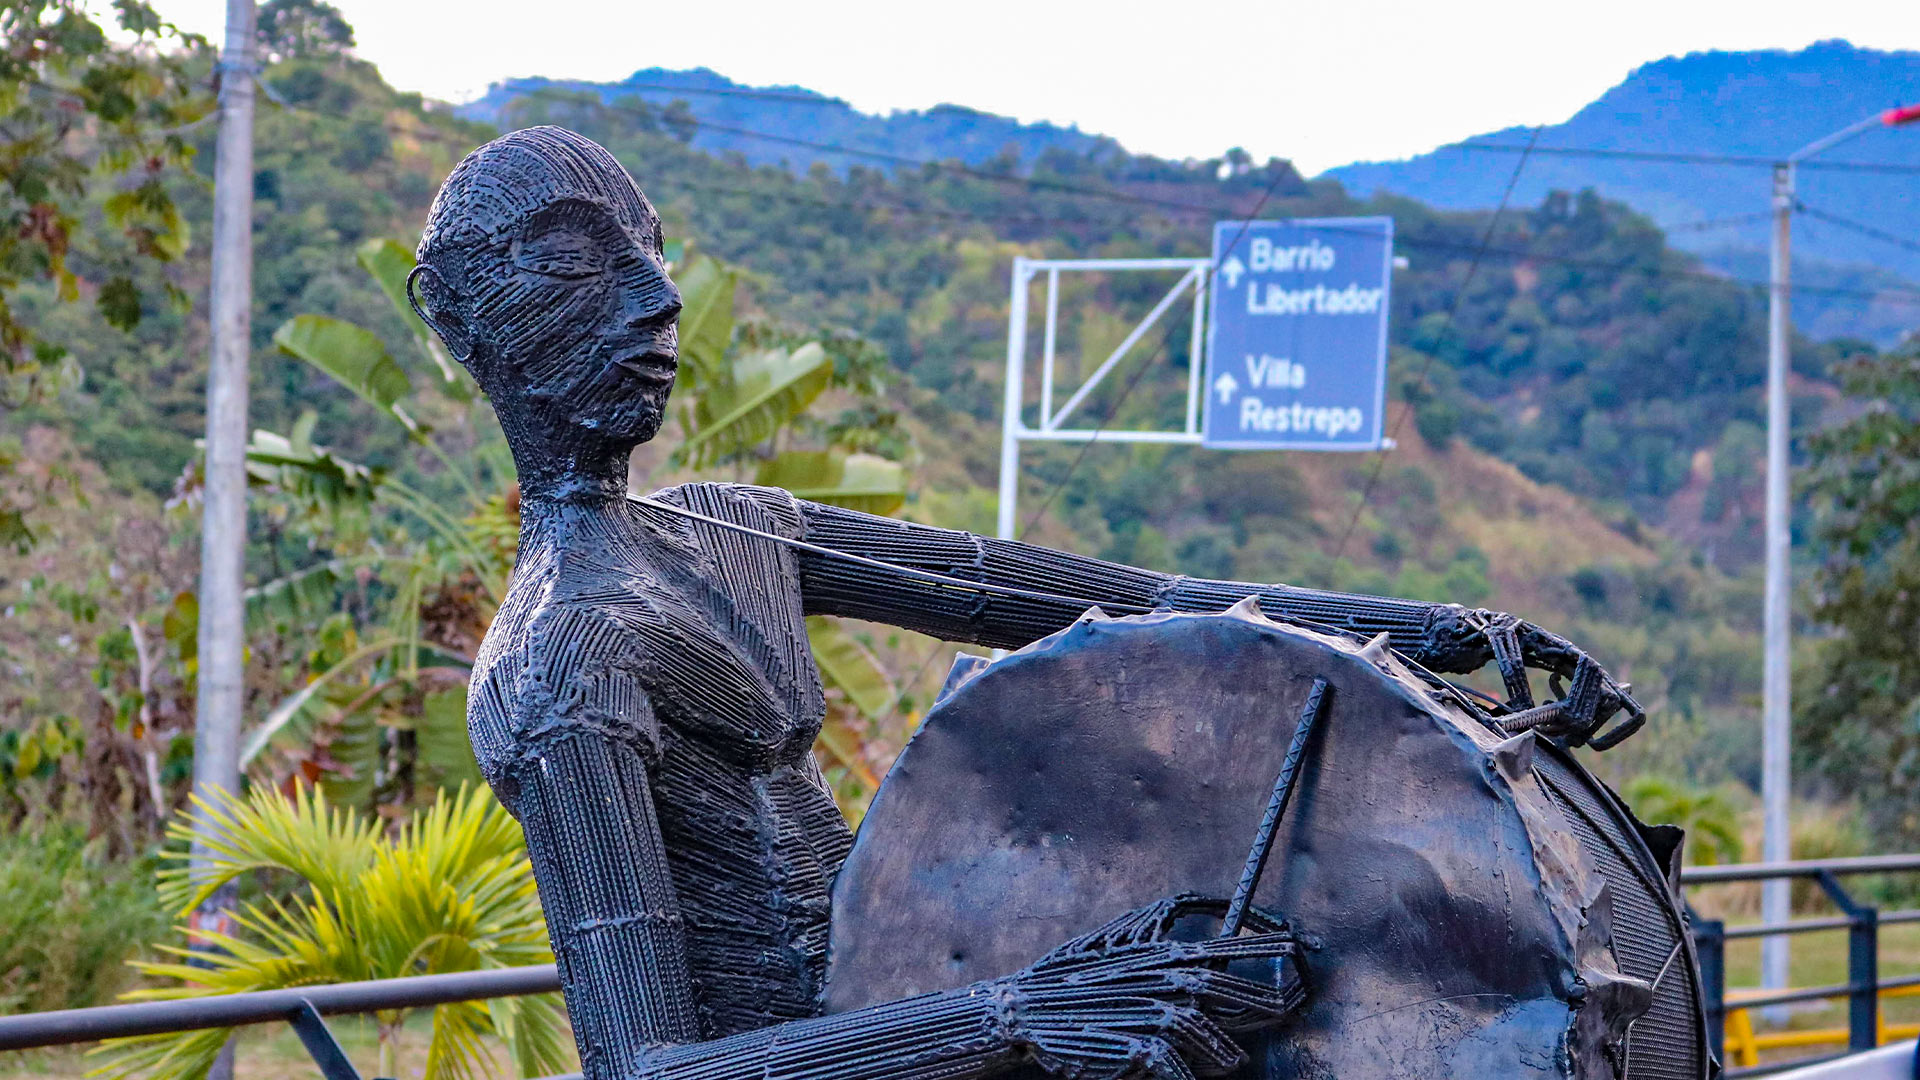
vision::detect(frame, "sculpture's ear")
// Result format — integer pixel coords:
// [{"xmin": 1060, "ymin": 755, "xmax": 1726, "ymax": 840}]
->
[{"xmin": 407, "ymin": 262, "xmax": 474, "ymax": 364}]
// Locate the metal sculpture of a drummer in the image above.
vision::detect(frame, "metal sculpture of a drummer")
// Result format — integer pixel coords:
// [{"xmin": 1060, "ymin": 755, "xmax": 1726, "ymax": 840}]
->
[{"xmin": 408, "ymin": 126, "xmax": 1683, "ymax": 1080}]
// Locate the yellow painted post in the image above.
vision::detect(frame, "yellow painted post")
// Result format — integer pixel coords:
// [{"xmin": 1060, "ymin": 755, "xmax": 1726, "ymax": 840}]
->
[{"xmin": 1726, "ymin": 1007, "xmax": 1760, "ymax": 1068}]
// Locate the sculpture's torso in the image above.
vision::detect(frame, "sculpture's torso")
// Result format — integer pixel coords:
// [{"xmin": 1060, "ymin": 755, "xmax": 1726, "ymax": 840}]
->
[{"xmin": 468, "ymin": 482, "xmax": 850, "ymax": 1038}]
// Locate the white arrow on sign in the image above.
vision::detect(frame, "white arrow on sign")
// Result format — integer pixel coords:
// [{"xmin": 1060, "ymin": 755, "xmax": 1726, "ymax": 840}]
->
[
  {"xmin": 1213, "ymin": 372, "xmax": 1239, "ymax": 404},
  {"xmin": 1219, "ymin": 255, "xmax": 1245, "ymax": 289}
]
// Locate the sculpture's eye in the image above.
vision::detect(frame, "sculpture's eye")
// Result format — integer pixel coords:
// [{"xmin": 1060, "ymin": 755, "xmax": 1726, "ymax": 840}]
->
[{"xmin": 513, "ymin": 227, "xmax": 605, "ymax": 282}]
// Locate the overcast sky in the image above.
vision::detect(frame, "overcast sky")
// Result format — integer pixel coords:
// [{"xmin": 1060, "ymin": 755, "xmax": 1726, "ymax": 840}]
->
[{"xmin": 151, "ymin": 0, "xmax": 1920, "ymax": 175}]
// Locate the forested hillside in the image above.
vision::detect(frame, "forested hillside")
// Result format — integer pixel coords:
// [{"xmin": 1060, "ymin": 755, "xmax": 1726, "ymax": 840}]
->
[
  {"xmin": 7, "ymin": 41, "xmax": 1873, "ymax": 806},
  {"xmin": 492, "ymin": 88, "xmax": 1872, "ymax": 571}
]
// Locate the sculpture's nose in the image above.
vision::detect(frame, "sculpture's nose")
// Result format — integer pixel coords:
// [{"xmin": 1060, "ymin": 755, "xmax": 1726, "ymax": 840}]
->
[{"xmin": 622, "ymin": 276, "xmax": 679, "ymax": 334}]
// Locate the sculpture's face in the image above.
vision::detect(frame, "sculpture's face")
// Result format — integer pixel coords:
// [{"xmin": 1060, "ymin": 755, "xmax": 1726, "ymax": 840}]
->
[{"xmin": 470, "ymin": 186, "xmax": 681, "ymax": 445}]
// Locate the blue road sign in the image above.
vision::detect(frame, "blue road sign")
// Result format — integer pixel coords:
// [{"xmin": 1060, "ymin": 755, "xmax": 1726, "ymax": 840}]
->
[{"xmin": 1202, "ymin": 217, "xmax": 1393, "ymax": 451}]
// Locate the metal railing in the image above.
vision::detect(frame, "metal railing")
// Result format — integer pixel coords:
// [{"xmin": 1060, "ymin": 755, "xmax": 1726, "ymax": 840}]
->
[
  {"xmin": 7, "ymin": 855, "xmax": 1920, "ymax": 1079},
  {"xmin": 1683, "ymin": 854, "xmax": 1920, "ymax": 1077},
  {"xmin": 0, "ymin": 965, "xmax": 570, "ymax": 1080}
]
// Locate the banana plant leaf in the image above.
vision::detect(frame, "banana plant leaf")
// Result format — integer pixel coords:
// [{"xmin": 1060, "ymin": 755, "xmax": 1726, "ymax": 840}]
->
[
  {"xmin": 240, "ymin": 636, "xmax": 407, "ymax": 767},
  {"xmin": 682, "ymin": 342, "xmax": 832, "ymax": 467},
  {"xmin": 356, "ymin": 238, "xmax": 470, "ymax": 399},
  {"xmin": 806, "ymin": 615, "xmax": 896, "ymax": 721},
  {"xmin": 416, "ymin": 685, "xmax": 484, "ymax": 791},
  {"xmin": 756, "ymin": 451, "xmax": 909, "ymax": 515},
  {"xmin": 272, "ymin": 314, "xmax": 422, "ymax": 435},
  {"xmin": 246, "ymin": 557, "xmax": 375, "ymax": 625},
  {"xmin": 674, "ymin": 254, "xmax": 736, "ymax": 393},
  {"xmin": 315, "ymin": 705, "xmax": 381, "ymax": 808},
  {"xmin": 244, "ymin": 428, "xmax": 383, "ymax": 498}
]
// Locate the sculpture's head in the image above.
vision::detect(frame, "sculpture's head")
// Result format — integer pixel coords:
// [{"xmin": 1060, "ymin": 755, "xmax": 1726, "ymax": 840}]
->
[{"xmin": 411, "ymin": 127, "xmax": 679, "ymax": 476}]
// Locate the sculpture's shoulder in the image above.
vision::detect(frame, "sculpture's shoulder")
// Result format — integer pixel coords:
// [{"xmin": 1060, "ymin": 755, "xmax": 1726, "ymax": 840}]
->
[
  {"xmin": 482, "ymin": 522, "xmax": 673, "ymax": 691},
  {"xmin": 645, "ymin": 480, "xmax": 808, "ymax": 541},
  {"xmin": 468, "ymin": 558, "xmax": 663, "ymax": 794}
]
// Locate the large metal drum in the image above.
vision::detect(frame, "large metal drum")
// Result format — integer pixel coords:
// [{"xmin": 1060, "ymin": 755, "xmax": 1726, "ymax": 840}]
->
[{"xmin": 824, "ymin": 606, "xmax": 1709, "ymax": 1079}]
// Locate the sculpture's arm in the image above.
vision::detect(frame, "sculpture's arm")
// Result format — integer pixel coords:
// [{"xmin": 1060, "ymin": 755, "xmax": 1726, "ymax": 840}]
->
[
  {"xmin": 787, "ymin": 497, "xmax": 1643, "ymax": 746},
  {"xmin": 487, "ymin": 605, "xmax": 1308, "ymax": 1080},
  {"xmin": 631, "ymin": 897, "xmax": 1306, "ymax": 1080},
  {"xmin": 476, "ymin": 609, "xmax": 704, "ymax": 1072}
]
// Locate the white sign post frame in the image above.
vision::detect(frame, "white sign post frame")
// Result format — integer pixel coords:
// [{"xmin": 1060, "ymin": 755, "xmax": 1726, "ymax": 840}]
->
[{"xmin": 995, "ymin": 255, "xmax": 1214, "ymax": 542}]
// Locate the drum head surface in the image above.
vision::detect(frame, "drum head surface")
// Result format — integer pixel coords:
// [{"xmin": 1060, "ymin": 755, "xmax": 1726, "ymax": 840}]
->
[{"xmin": 825, "ymin": 607, "xmax": 1702, "ymax": 1078}]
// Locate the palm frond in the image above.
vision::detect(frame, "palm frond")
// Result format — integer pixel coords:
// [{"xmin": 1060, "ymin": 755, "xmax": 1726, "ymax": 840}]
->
[
  {"xmin": 99, "ymin": 785, "xmax": 564, "ymax": 1079},
  {"xmin": 156, "ymin": 786, "xmax": 379, "ymax": 915}
]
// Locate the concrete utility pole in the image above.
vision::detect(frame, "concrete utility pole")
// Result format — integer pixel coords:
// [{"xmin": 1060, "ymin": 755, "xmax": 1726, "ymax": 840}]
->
[
  {"xmin": 189, "ymin": 5, "xmax": 257, "ymax": 1072},
  {"xmin": 1760, "ymin": 158, "xmax": 1793, "ymax": 1002},
  {"xmin": 1759, "ymin": 103, "xmax": 1920, "ymax": 1001},
  {"xmin": 193, "ymin": 0, "xmax": 258, "ymax": 859}
]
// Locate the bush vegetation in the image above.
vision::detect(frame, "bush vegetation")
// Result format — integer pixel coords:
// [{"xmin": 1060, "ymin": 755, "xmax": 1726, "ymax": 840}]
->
[{"xmin": 0, "ymin": 821, "xmax": 166, "ymax": 1014}]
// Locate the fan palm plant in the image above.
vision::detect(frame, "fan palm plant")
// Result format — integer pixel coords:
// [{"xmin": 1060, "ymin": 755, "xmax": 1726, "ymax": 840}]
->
[{"xmin": 89, "ymin": 783, "xmax": 571, "ymax": 1080}]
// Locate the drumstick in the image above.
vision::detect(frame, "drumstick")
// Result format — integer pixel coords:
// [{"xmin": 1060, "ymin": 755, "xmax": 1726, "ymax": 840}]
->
[{"xmin": 1220, "ymin": 677, "xmax": 1332, "ymax": 938}]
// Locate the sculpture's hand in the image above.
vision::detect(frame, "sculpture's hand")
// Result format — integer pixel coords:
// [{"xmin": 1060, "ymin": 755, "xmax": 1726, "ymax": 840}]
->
[
  {"xmin": 1424, "ymin": 605, "xmax": 1646, "ymax": 749},
  {"xmin": 991, "ymin": 895, "xmax": 1308, "ymax": 1080}
]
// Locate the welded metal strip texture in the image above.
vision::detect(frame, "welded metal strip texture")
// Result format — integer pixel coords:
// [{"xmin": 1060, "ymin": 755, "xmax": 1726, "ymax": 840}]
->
[
  {"xmin": 1530, "ymin": 747, "xmax": 1712, "ymax": 1080},
  {"xmin": 829, "ymin": 607, "xmax": 1693, "ymax": 1078}
]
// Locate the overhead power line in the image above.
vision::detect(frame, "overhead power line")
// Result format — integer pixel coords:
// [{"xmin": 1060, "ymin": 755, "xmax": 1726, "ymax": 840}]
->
[
  {"xmin": 498, "ymin": 84, "xmax": 1920, "ymax": 177},
  {"xmin": 1798, "ymin": 203, "xmax": 1920, "ymax": 258},
  {"xmin": 652, "ymin": 119, "xmax": 1920, "ymax": 306},
  {"xmin": 1658, "ymin": 211, "xmax": 1776, "ymax": 234},
  {"xmin": 1451, "ymin": 141, "xmax": 1920, "ymax": 176},
  {"xmin": 294, "ymin": 98, "xmax": 1920, "ymax": 307},
  {"xmin": 1333, "ymin": 125, "xmax": 1548, "ymax": 563}
]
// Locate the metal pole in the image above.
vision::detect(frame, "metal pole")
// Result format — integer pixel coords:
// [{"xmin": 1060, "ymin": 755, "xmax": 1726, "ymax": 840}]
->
[
  {"xmin": 192, "ymin": 4, "xmax": 258, "ymax": 1075},
  {"xmin": 1039, "ymin": 267, "xmax": 1058, "ymax": 428},
  {"xmin": 1694, "ymin": 915, "xmax": 1727, "ymax": 1066},
  {"xmin": 1185, "ymin": 268, "xmax": 1208, "ymax": 436},
  {"xmin": 1760, "ymin": 160, "xmax": 1794, "ymax": 1001},
  {"xmin": 996, "ymin": 258, "xmax": 1031, "ymax": 542}
]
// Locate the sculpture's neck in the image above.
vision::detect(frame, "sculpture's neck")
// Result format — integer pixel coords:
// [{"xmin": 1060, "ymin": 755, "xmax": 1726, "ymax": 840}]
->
[{"xmin": 511, "ymin": 440, "xmax": 631, "ymax": 515}]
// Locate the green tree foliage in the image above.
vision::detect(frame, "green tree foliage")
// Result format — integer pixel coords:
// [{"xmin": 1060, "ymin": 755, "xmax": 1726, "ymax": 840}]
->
[
  {"xmin": 487, "ymin": 89, "xmax": 1876, "ymax": 572},
  {"xmin": 0, "ymin": 0, "xmax": 207, "ymax": 397},
  {"xmin": 1619, "ymin": 774, "xmax": 1745, "ymax": 865},
  {"xmin": 92, "ymin": 784, "xmax": 570, "ymax": 1080},
  {"xmin": 1802, "ymin": 343, "xmax": 1920, "ymax": 841},
  {"xmin": 256, "ymin": 0, "xmax": 355, "ymax": 64},
  {"xmin": 0, "ymin": 429, "xmax": 197, "ymax": 847},
  {"xmin": 0, "ymin": 45, "xmax": 1858, "ymax": 864}
]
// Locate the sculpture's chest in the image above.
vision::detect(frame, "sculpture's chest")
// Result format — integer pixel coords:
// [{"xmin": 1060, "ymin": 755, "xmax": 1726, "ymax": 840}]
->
[{"xmin": 547, "ymin": 512, "xmax": 826, "ymax": 764}]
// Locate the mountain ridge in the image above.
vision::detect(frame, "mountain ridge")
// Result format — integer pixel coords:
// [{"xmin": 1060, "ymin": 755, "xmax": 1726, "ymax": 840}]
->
[
  {"xmin": 462, "ymin": 44, "xmax": 1920, "ymax": 346},
  {"xmin": 1323, "ymin": 39, "xmax": 1920, "ymax": 345},
  {"xmin": 458, "ymin": 66, "xmax": 1114, "ymax": 173}
]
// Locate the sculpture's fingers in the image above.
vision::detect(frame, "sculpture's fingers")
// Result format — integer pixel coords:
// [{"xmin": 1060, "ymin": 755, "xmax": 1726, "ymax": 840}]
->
[
  {"xmin": 1178, "ymin": 963, "xmax": 1311, "ymax": 1032},
  {"xmin": 1024, "ymin": 1028, "xmax": 1142, "ymax": 1080},
  {"xmin": 1096, "ymin": 897, "xmax": 1191, "ymax": 950},
  {"xmin": 1222, "ymin": 904, "xmax": 1290, "ymax": 936},
  {"xmin": 1137, "ymin": 1036, "xmax": 1204, "ymax": 1080},
  {"xmin": 1038, "ymin": 899, "xmax": 1185, "ymax": 963},
  {"xmin": 1116, "ymin": 894, "xmax": 1240, "ymax": 946},
  {"xmin": 1153, "ymin": 1010, "xmax": 1246, "ymax": 1077},
  {"xmin": 1179, "ymin": 930, "xmax": 1303, "ymax": 964}
]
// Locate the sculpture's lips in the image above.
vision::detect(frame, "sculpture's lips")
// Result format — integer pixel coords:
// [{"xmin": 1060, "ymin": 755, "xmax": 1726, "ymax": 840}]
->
[{"xmin": 612, "ymin": 352, "xmax": 676, "ymax": 386}]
